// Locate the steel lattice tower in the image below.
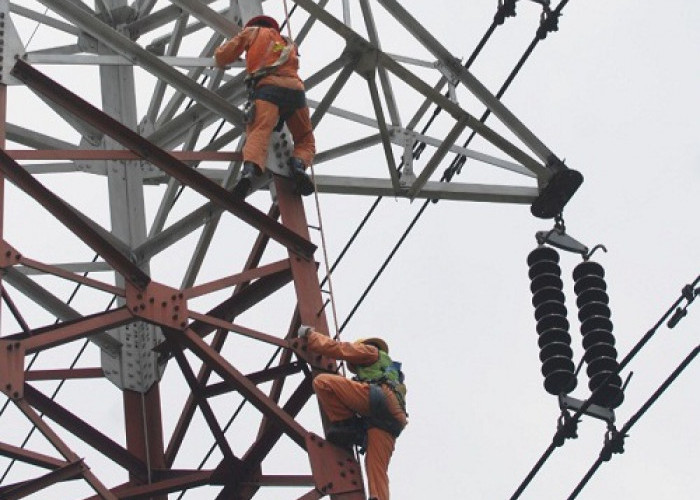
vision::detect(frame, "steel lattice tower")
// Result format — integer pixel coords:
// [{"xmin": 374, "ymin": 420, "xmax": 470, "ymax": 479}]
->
[{"xmin": 0, "ymin": 1, "xmax": 575, "ymax": 498}]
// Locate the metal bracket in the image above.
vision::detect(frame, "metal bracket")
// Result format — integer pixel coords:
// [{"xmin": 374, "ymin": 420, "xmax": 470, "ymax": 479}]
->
[
  {"xmin": 433, "ymin": 59, "xmax": 460, "ymax": 103},
  {"xmin": 394, "ymin": 128, "xmax": 417, "ymax": 187},
  {"xmin": 0, "ymin": 6, "xmax": 25, "ymax": 86},
  {"xmin": 535, "ymin": 215, "xmax": 590, "ymax": 256},
  {"xmin": 559, "ymin": 394, "xmax": 616, "ymax": 424}
]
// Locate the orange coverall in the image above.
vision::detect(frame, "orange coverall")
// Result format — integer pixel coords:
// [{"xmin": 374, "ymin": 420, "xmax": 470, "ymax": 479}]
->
[
  {"xmin": 306, "ymin": 331, "xmax": 407, "ymax": 500},
  {"xmin": 214, "ymin": 26, "xmax": 315, "ymax": 171}
]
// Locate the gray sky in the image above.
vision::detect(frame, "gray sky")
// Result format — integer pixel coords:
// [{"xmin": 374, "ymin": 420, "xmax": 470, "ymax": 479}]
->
[{"xmin": 1, "ymin": 1, "xmax": 698, "ymax": 499}]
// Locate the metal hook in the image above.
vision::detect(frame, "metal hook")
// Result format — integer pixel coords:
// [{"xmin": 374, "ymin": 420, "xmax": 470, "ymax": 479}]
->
[{"xmin": 584, "ymin": 244, "xmax": 608, "ymax": 261}]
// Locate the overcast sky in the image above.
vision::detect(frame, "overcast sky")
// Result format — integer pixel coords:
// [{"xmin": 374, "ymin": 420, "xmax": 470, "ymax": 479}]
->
[{"xmin": 1, "ymin": 1, "xmax": 698, "ymax": 499}]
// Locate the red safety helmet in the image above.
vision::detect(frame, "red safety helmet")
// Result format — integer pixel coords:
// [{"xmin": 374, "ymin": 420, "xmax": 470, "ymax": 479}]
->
[{"xmin": 244, "ymin": 15, "xmax": 280, "ymax": 32}]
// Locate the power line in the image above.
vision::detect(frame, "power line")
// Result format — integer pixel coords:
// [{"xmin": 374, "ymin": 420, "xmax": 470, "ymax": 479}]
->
[
  {"xmin": 568, "ymin": 343, "xmax": 700, "ymax": 499},
  {"xmin": 339, "ymin": 0, "xmax": 569, "ymax": 330},
  {"xmin": 510, "ymin": 274, "xmax": 700, "ymax": 499}
]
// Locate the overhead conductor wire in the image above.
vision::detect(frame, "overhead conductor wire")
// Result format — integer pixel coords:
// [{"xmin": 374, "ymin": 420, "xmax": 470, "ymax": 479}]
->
[
  {"xmin": 339, "ymin": 0, "xmax": 570, "ymax": 332},
  {"xmin": 511, "ymin": 274, "xmax": 700, "ymax": 500}
]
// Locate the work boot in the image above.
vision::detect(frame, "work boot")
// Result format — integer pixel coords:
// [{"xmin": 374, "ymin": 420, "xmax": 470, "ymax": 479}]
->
[
  {"xmin": 232, "ymin": 161, "xmax": 261, "ymax": 199},
  {"xmin": 288, "ymin": 157, "xmax": 314, "ymax": 196}
]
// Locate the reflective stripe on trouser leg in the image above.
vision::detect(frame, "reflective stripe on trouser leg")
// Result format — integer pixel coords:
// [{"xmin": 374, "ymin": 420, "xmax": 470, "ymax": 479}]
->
[{"xmin": 243, "ymin": 99, "xmax": 279, "ymax": 171}]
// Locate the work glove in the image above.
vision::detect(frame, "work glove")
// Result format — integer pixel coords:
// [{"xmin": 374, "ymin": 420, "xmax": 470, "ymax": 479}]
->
[{"xmin": 297, "ymin": 325, "xmax": 313, "ymax": 338}]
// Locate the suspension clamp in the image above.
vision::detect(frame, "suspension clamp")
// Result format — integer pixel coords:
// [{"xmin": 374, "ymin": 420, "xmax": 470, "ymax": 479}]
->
[
  {"xmin": 553, "ymin": 410, "xmax": 580, "ymax": 447},
  {"xmin": 600, "ymin": 425, "xmax": 627, "ymax": 462}
]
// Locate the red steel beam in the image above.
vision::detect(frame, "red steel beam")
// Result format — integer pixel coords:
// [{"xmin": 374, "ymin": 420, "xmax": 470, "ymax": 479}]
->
[
  {"xmin": 203, "ymin": 362, "xmax": 305, "ymax": 398},
  {"xmin": 171, "ymin": 344, "xmax": 240, "ymax": 469},
  {"xmin": 14, "ymin": 398, "xmax": 117, "ymax": 499},
  {"xmin": 81, "ymin": 470, "xmax": 214, "ymax": 500},
  {"xmin": 0, "ymin": 441, "xmax": 67, "ymax": 470},
  {"xmin": 0, "ymin": 460, "xmax": 86, "ymax": 500},
  {"xmin": 0, "ymin": 149, "xmax": 151, "ymax": 289},
  {"xmin": 10, "ymin": 60, "xmax": 315, "ymax": 260},
  {"xmin": 187, "ymin": 266, "xmax": 293, "ymax": 339},
  {"xmin": 25, "ymin": 367, "xmax": 104, "ymax": 381},
  {"xmin": 170, "ymin": 327, "xmax": 309, "ymax": 448},
  {"xmin": 7, "ymin": 149, "xmax": 241, "ymax": 161},
  {"xmin": 20, "ymin": 307, "xmax": 133, "ymax": 353},
  {"xmin": 165, "ymin": 206, "xmax": 277, "ymax": 467},
  {"xmin": 23, "ymin": 384, "xmax": 148, "ymax": 480},
  {"xmin": 184, "ymin": 258, "xmax": 291, "ymax": 299}
]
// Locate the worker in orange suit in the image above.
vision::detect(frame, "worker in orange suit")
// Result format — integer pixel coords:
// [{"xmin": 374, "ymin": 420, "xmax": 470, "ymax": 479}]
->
[
  {"xmin": 298, "ymin": 325, "xmax": 408, "ymax": 500},
  {"xmin": 214, "ymin": 15, "xmax": 315, "ymax": 198}
]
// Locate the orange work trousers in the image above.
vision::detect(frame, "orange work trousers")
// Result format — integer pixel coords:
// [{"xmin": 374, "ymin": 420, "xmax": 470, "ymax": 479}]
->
[
  {"xmin": 243, "ymin": 98, "xmax": 315, "ymax": 171},
  {"xmin": 313, "ymin": 373, "xmax": 406, "ymax": 500}
]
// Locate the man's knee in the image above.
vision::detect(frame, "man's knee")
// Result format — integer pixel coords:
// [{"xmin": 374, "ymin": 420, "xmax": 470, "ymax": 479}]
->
[{"xmin": 312, "ymin": 373, "xmax": 335, "ymax": 394}]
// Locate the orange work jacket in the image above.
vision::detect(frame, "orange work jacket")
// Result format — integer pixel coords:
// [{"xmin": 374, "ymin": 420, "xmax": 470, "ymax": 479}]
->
[{"xmin": 214, "ymin": 26, "xmax": 304, "ymax": 90}]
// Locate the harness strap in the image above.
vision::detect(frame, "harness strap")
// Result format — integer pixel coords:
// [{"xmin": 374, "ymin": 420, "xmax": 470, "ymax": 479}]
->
[{"xmin": 366, "ymin": 384, "xmax": 404, "ymax": 438}]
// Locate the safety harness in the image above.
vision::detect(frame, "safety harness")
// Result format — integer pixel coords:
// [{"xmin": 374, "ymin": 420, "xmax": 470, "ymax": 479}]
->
[
  {"xmin": 353, "ymin": 351, "xmax": 407, "ymax": 439},
  {"xmin": 243, "ymin": 31, "xmax": 306, "ymax": 130}
]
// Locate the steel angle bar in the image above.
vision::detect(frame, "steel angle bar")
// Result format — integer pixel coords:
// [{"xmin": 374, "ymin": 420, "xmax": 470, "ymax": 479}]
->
[
  {"xmin": 25, "ymin": 368, "xmax": 103, "ymax": 381},
  {"xmin": 367, "ymin": 77, "xmax": 401, "ymax": 189},
  {"xmin": 171, "ymin": 328, "xmax": 309, "ymax": 448},
  {"xmin": 7, "ymin": 149, "xmax": 240, "ymax": 161},
  {"xmin": 187, "ymin": 266, "xmax": 294, "ymax": 338},
  {"xmin": 314, "ymin": 134, "xmax": 382, "ymax": 165},
  {"xmin": 22, "ymin": 383, "xmax": 148, "ymax": 479},
  {"xmin": 310, "ymin": 59, "xmax": 358, "ymax": 129},
  {"xmin": 30, "ymin": 90, "xmax": 104, "ymax": 147},
  {"xmin": 407, "ymin": 115, "xmax": 470, "ymax": 198},
  {"xmin": 19, "ymin": 307, "xmax": 132, "ymax": 353},
  {"xmin": 165, "ymin": 222, "xmax": 274, "ymax": 467},
  {"xmin": 236, "ymin": 377, "xmax": 314, "ymax": 482},
  {"xmin": 37, "ymin": 0, "xmax": 245, "ymax": 126},
  {"xmin": 17, "ymin": 256, "xmax": 123, "ymax": 297},
  {"xmin": 149, "ymin": 73, "xmax": 246, "ymax": 149},
  {"xmin": 13, "ymin": 397, "xmax": 119, "ymax": 499},
  {"xmin": 307, "ymin": 98, "xmax": 379, "ymax": 128},
  {"xmin": 305, "ymin": 54, "xmax": 352, "ymax": 92},
  {"xmin": 171, "ymin": 345, "xmax": 240, "ymax": 467},
  {"xmin": 6, "ymin": 123, "xmax": 77, "ymax": 150},
  {"xmin": 9, "ymin": 4, "xmax": 80, "ymax": 35},
  {"xmin": 360, "ymin": 0, "xmax": 401, "ymax": 126},
  {"xmin": 20, "ymin": 162, "xmax": 84, "ymax": 174},
  {"xmin": 83, "ymin": 470, "xmax": 214, "ymax": 500},
  {"xmin": 134, "ymin": 203, "xmax": 220, "ymax": 264},
  {"xmin": 377, "ymin": 51, "xmax": 545, "ymax": 176},
  {"xmin": 153, "ymin": 32, "xmax": 228, "ymax": 128},
  {"xmin": 0, "ymin": 441, "xmax": 66, "ymax": 469},
  {"xmin": 294, "ymin": 0, "xmax": 330, "ymax": 46},
  {"xmin": 169, "ymin": 0, "xmax": 239, "ymax": 37},
  {"xmin": 313, "ymin": 175, "xmax": 538, "ymax": 203},
  {"xmin": 405, "ymin": 129, "xmax": 535, "ymax": 177},
  {"xmin": 129, "ymin": 0, "xmax": 218, "ymax": 39},
  {"xmin": 187, "ymin": 312, "xmax": 290, "ymax": 349},
  {"xmin": 185, "ymin": 259, "xmax": 292, "ymax": 299},
  {"xmin": 25, "ymin": 44, "xmax": 82, "ymax": 57},
  {"xmin": 406, "ymin": 75, "xmax": 449, "ymax": 131},
  {"xmin": 25, "ymin": 54, "xmax": 218, "ymax": 68},
  {"xmin": 17, "ymin": 261, "xmax": 111, "ymax": 275},
  {"xmin": 0, "ymin": 460, "xmax": 86, "ymax": 499},
  {"xmin": 0, "ymin": 149, "xmax": 150, "ymax": 288},
  {"xmin": 204, "ymin": 362, "xmax": 305, "ymax": 398},
  {"xmin": 377, "ymin": 0, "xmax": 555, "ymax": 166},
  {"xmin": 10, "ymin": 60, "xmax": 314, "ymax": 258}
]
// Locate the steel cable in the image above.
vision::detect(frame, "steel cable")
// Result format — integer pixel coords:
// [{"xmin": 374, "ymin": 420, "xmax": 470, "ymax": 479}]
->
[{"xmin": 510, "ymin": 274, "xmax": 699, "ymax": 499}]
